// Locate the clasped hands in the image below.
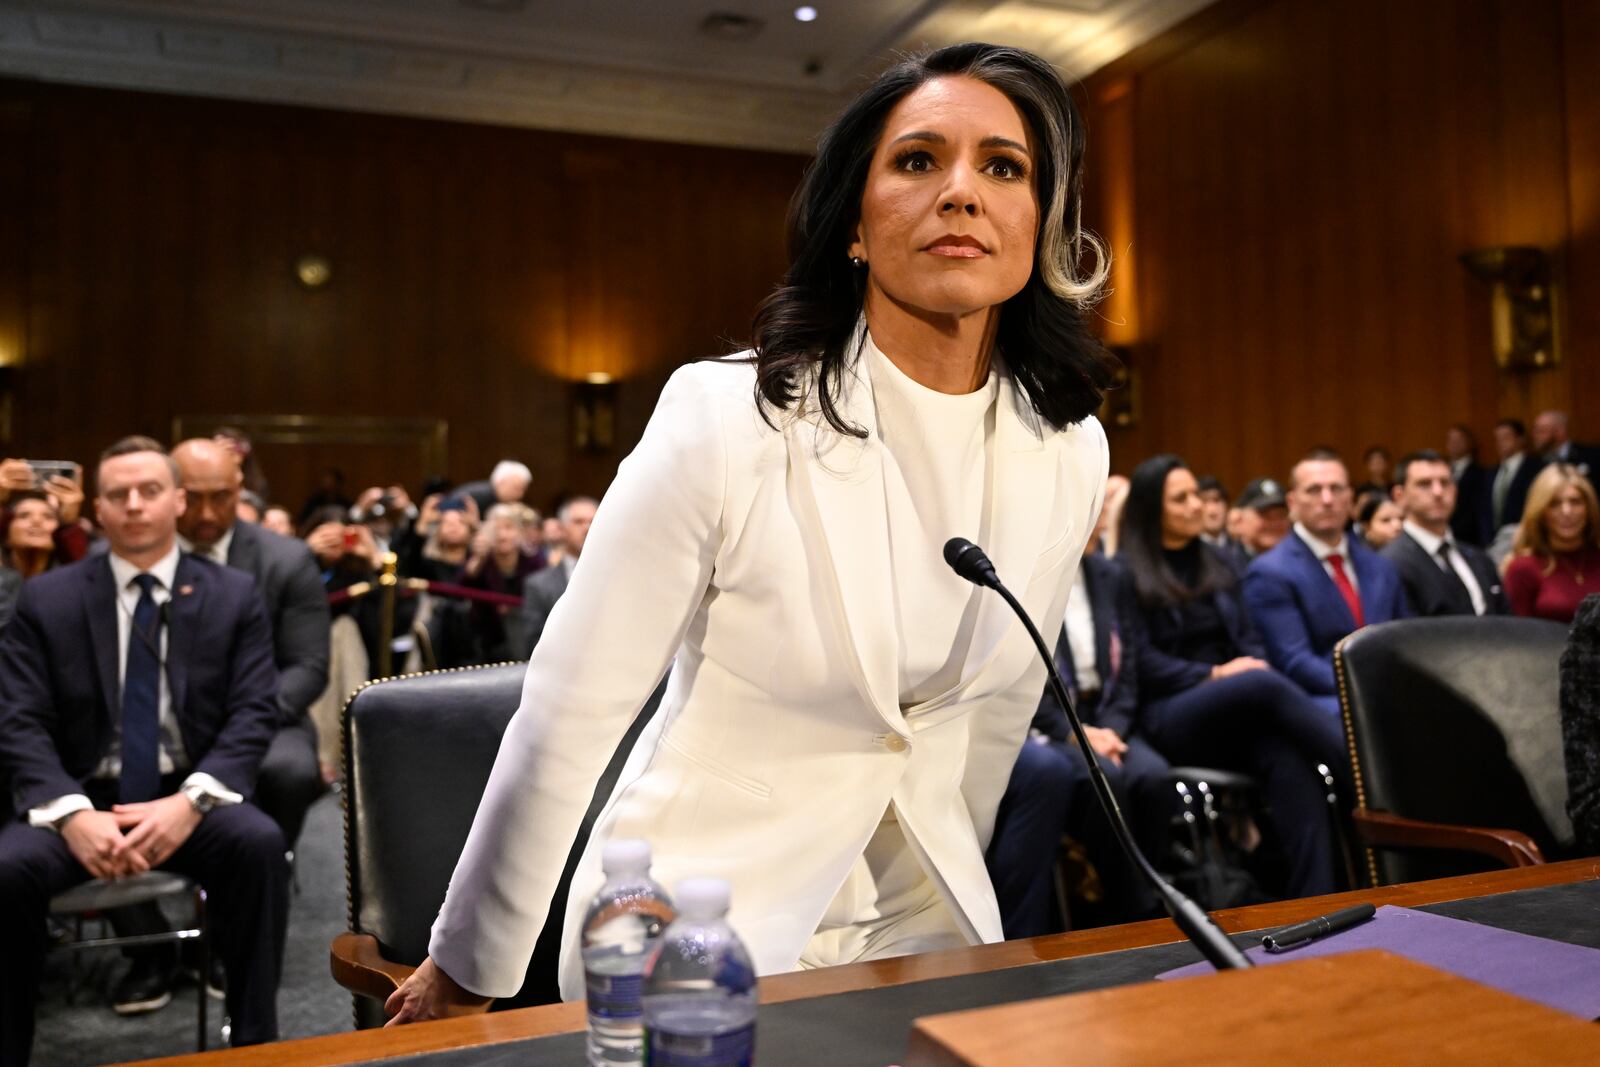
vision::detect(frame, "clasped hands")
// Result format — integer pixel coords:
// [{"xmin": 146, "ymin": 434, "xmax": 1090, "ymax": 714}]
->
[{"xmin": 59, "ymin": 794, "xmax": 201, "ymax": 880}]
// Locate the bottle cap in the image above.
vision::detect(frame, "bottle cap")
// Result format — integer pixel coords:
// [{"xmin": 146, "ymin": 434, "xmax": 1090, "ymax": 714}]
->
[
  {"xmin": 673, "ymin": 877, "xmax": 730, "ymax": 920},
  {"xmin": 601, "ymin": 838, "xmax": 651, "ymax": 877}
]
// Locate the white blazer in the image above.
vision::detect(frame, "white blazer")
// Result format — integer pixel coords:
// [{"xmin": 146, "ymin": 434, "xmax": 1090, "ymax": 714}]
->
[{"xmin": 429, "ymin": 349, "xmax": 1109, "ymax": 1000}]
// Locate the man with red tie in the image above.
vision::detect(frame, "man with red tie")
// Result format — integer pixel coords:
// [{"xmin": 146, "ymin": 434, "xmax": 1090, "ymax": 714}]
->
[
  {"xmin": 1242, "ymin": 448, "xmax": 1410, "ymax": 715},
  {"xmin": 0, "ymin": 437, "xmax": 288, "ymax": 1064}
]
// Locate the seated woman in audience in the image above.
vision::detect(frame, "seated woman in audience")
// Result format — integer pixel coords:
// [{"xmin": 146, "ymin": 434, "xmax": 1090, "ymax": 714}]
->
[
  {"xmin": 416, "ymin": 498, "xmax": 478, "ymax": 582},
  {"xmin": 0, "ymin": 484, "xmax": 90, "ymax": 628},
  {"xmin": 1118, "ymin": 454, "xmax": 1347, "ymax": 899},
  {"xmin": 1504, "ymin": 464, "xmax": 1600, "ymax": 624},
  {"xmin": 458, "ymin": 502, "xmax": 544, "ymax": 662},
  {"xmin": 1356, "ymin": 493, "xmax": 1403, "ymax": 550}
]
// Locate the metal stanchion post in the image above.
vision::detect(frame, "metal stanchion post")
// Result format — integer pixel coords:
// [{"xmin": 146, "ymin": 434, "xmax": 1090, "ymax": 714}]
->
[{"xmin": 377, "ymin": 551, "xmax": 399, "ymax": 678}]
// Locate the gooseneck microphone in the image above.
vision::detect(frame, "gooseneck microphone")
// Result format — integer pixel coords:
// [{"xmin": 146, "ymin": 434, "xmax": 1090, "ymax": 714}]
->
[{"xmin": 944, "ymin": 537, "xmax": 1251, "ymax": 971}]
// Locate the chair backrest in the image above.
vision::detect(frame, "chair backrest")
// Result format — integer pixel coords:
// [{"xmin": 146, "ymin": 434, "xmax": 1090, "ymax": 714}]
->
[
  {"xmin": 342, "ymin": 662, "xmax": 664, "ymax": 1028},
  {"xmin": 1336, "ymin": 616, "xmax": 1574, "ymax": 886}
]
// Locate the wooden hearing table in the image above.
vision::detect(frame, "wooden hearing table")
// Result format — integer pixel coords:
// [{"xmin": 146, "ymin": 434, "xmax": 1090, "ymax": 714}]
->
[{"xmin": 129, "ymin": 857, "xmax": 1600, "ymax": 1066}]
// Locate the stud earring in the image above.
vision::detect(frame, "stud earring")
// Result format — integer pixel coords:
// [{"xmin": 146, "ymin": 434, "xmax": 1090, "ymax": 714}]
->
[{"xmin": 850, "ymin": 256, "xmax": 864, "ymax": 268}]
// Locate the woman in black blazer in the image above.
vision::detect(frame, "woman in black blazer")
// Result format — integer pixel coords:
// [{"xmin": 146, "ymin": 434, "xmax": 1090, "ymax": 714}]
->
[{"xmin": 1118, "ymin": 454, "xmax": 1347, "ymax": 899}]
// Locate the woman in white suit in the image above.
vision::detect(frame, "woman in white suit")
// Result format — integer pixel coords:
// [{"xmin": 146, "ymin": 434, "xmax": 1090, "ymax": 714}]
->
[{"xmin": 389, "ymin": 42, "xmax": 1119, "ymax": 1022}]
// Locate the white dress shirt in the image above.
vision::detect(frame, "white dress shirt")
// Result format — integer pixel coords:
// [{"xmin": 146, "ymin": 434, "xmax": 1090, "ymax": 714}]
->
[
  {"xmin": 28, "ymin": 544, "xmax": 243, "ymax": 830},
  {"xmin": 1401, "ymin": 519, "xmax": 1487, "ymax": 615},
  {"xmin": 178, "ymin": 525, "xmax": 234, "ymax": 565},
  {"xmin": 1063, "ymin": 565, "xmax": 1100, "ymax": 693},
  {"xmin": 1293, "ymin": 522, "xmax": 1359, "ymax": 593}
]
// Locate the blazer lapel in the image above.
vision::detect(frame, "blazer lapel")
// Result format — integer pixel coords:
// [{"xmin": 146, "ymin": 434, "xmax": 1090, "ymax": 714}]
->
[
  {"xmin": 956, "ymin": 370, "xmax": 1055, "ymax": 685},
  {"xmin": 784, "ymin": 346, "xmax": 903, "ymax": 735},
  {"xmin": 1291, "ymin": 534, "xmax": 1355, "ymax": 630},
  {"xmin": 1349, "ymin": 542, "xmax": 1389, "ymax": 622},
  {"xmin": 166, "ymin": 555, "xmax": 208, "ymax": 721},
  {"xmin": 1084, "ymin": 557, "xmax": 1115, "ymax": 684},
  {"xmin": 85, "ymin": 556, "xmax": 121, "ymax": 727},
  {"xmin": 226, "ymin": 523, "xmax": 258, "ymax": 575}
]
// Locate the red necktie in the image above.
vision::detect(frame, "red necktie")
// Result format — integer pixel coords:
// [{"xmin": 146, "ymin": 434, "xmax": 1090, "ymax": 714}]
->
[{"xmin": 1328, "ymin": 554, "xmax": 1364, "ymax": 628}]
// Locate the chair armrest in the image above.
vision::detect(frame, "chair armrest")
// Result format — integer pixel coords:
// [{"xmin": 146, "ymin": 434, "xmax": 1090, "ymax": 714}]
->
[
  {"xmin": 330, "ymin": 932, "xmax": 416, "ymax": 1003},
  {"xmin": 1354, "ymin": 809, "xmax": 1546, "ymax": 868}
]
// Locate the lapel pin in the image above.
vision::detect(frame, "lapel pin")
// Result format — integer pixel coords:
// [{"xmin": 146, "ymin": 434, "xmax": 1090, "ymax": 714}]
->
[{"xmin": 178, "ymin": 585, "xmax": 194, "ymax": 597}]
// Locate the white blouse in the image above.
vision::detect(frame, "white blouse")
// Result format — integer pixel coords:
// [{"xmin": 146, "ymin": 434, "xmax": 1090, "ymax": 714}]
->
[{"xmin": 864, "ymin": 332, "xmax": 1000, "ymax": 708}]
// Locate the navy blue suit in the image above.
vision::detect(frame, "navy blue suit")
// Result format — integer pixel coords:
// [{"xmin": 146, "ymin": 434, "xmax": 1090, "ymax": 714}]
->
[
  {"xmin": 1242, "ymin": 533, "xmax": 1408, "ymax": 710},
  {"xmin": 1451, "ymin": 462, "xmax": 1493, "ymax": 547},
  {"xmin": 988, "ymin": 555, "xmax": 1172, "ymax": 936},
  {"xmin": 1122, "ymin": 544, "xmax": 1347, "ymax": 899},
  {"xmin": 0, "ymin": 553, "xmax": 290, "ymax": 1059}
]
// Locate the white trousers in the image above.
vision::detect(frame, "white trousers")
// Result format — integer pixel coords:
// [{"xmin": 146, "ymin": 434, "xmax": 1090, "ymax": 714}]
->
[{"xmin": 796, "ymin": 805, "xmax": 967, "ymax": 969}]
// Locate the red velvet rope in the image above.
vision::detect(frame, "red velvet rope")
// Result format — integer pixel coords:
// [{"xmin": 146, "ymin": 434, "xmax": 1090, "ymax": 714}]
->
[{"xmin": 326, "ymin": 579, "xmax": 522, "ymax": 609}]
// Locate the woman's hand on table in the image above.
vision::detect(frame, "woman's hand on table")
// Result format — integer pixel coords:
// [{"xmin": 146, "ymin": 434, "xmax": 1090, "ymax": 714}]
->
[{"xmin": 384, "ymin": 956, "xmax": 493, "ymax": 1026}]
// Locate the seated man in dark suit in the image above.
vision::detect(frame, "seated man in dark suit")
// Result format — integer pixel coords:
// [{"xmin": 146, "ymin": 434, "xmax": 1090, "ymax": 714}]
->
[
  {"xmin": 986, "ymin": 532, "xmax": 1170, "ymax": 938},
  {"xmin": 1446, "ymin": 423, "xmax": 1493, "ymax": 546},
  {"xmin": 1489, "ymin": 418, "xmax": 1547, "ymax": 536},
  {"xmin": 1242, "ymin": 448, "xmax": 1409, "ymax": 714},
  {"xmin": 1533, "ymin": 409, "xmax": 1600, "ymax": 480},
  {"xmin": 0, "ymin": 437, "xmax": 289, "ymax": 1063},
  {"xmin": 1381, "ymin": 449, "xmax": 1507, "ymax": 617},
  {"xmin": 173, "ymin": 438, "xmax": 330, "ymax": 847},
  {"xmin": 516, "ymin": 495, "xmax": 596, "ymax": 656},
  {"xmin": 1219, "ymin": 477, "xmax": 1290, "ymax": 576}
]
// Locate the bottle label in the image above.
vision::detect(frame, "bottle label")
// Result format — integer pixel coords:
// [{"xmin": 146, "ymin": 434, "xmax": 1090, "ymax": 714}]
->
[
  {"xmin": 586, "ymin": 970, "xmax": 645, "ymax": 1021},
  {"xmin": 644, "ymin": 1023, "xmax": 754, "ymax": 1066}
]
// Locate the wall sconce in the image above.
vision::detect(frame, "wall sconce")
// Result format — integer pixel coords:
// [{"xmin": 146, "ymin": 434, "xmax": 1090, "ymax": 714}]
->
[
  {"xmin": 573, "ymin": 372, "xmax": 617, "ymax": 452},
  {"xmin": 1458, "ymin": 246, "xmax": 1560, "ymax": 370},
  {"xmin": 1097, "ymin": 346, "xmax": 1139, "ymax": 430}
]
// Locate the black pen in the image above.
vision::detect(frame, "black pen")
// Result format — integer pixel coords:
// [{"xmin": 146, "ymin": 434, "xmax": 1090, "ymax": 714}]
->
[{"xmin": 1261, "ymin": 903, "xmax": 1376, "ymax": 952}]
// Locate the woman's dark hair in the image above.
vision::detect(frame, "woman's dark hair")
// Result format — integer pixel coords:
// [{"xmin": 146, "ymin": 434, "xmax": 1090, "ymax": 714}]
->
[
  {"xmin": 1119, "ymin": 454, "xmax": 1237, "ymax": 610},
  {"xmin": 1356, "ymin": 493, "xmax": 1392, "ymax": 526},
  {"xmin": 750, "ymin": 42, "xmax": 1118, "ymax": 437}
]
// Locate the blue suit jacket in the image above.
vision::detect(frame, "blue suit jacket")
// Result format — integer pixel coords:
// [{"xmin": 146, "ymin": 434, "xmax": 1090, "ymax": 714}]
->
[
  {"xmin": 1242, "ymin": 532, "xmax": 1409, "ymax": 697},
  {"xmin": 0, "ymin": 552, "xmax": 281, "ymax": 816},
  {"xmin": 1033, "ymin": 553, "xmax": 1139, "ymax": 740}
]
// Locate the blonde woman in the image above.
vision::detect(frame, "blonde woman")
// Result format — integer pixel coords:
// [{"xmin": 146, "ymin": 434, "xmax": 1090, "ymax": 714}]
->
[{"xmin": 1504, "ymin": 464, "xmax": 1600, "ymax": 623}]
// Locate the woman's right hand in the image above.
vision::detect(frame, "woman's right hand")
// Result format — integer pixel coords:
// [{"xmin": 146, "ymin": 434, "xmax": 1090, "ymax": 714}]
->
[
  {"xmin": 0, "ymin": 458, "xmax": 33, "ymax": 501},
  {"xmin": 384, "ymin": 956, "xmax": 493, "ymax": 1026},
  {"xmin": 1210, "ymin": 656, "xmax": 1269, "ymax": 680}
]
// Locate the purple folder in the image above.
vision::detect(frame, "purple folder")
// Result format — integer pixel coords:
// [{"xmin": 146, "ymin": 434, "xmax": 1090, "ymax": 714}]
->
[{"xmin": 1156, "ymin": 905, "xmax": 1600, "ymax": 1020}]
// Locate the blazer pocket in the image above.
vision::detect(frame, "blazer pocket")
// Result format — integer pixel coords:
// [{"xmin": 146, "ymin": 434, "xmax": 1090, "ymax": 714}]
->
[{"xmin": 660, "ymin": 732, "xmax": 772, "ymax": 800}]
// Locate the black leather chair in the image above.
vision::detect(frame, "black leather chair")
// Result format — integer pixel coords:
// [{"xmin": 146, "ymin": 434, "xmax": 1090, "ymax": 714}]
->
[
  {"xmin": 1335, "ymin": 616, "xmax": 1575, "ymax": 886},
  {"xmin": 330, "ymin": 662, "xmax": 666, "ymax": 1027}
]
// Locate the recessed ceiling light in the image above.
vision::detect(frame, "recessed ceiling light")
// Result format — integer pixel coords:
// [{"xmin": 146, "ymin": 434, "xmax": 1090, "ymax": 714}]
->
[{"xmin": 794, "ymin": 5, "xmax": 819, "ymax": 22}]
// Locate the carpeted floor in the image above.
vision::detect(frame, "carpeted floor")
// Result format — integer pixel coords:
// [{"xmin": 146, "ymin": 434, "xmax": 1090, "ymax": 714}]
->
[{"xmin": 33, "ymin": 791, "xmax": 354, "ymax": 1066}]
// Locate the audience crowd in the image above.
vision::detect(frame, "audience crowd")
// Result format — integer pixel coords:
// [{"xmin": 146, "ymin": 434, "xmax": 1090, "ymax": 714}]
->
[{"xmin": 0, "ymin": 408, "xmax": 1596, "ymax": 1061}]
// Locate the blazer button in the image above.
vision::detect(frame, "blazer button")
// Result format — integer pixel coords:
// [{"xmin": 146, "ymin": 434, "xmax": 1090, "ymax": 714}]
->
[{"xmin": 884, "ymin": 734, "xmax": 910, "ymax": 753}]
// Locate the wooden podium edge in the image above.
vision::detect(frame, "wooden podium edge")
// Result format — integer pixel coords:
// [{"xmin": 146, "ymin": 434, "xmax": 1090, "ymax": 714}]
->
[{"xmin": 905, "ymin": 949, "xmax": 1600, "ymax": 1066}]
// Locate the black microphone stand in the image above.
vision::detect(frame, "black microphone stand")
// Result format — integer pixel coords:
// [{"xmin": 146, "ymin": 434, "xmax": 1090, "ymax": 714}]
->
[{"xmin": 945, "ymin": 538, "xmax": 1251, "ymax": 971}]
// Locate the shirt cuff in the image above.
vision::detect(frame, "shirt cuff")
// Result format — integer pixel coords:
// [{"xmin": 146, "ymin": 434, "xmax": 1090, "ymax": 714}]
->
[
  {"xmin": 28, "ymin": 794, "xmax": 93, "ymax": 832},
  {"xmin": 181, "ymin": 773, "xmax": 244, "ymax": 807}
]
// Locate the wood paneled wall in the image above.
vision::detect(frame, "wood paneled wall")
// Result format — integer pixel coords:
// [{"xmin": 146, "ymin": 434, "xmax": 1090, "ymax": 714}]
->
[
  {"xmin": 1079, "ymin": 0, "xmax": 1596, "ymax": 490},
  {"xmin": 0, "ymin": 81, "xmax": 804, "ymax": 512}
]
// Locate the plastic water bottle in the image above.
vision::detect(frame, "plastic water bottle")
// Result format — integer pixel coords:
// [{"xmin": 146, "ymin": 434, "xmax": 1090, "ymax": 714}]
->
[
  {"xmin": 640, "ymin": 877, "xmax": 757, "ymax": 1067},
  {"xmin": 583, "ymin": 839, "xmax": 677, "ymax": 1066}
]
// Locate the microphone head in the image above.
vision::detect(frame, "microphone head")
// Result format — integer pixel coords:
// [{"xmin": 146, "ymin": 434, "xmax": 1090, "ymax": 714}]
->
[{"xmin": 943, "ymin": 537, "xmax": 998, "ymax": 587}]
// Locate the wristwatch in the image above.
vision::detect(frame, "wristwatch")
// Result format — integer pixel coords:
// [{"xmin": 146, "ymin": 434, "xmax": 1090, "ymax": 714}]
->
[{"xmin": 182, "ymin": 784, "xmax": 218, "ymax": 816}]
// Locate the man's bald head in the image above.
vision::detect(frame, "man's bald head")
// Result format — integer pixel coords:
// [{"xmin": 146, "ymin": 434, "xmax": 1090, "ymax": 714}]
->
[{"xmin": 173, "ymin": 437, "xmax": 243, "ymax": 549}]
